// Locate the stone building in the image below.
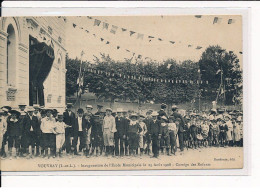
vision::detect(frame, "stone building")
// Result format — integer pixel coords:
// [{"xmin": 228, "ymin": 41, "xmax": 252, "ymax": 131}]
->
[{"xmin": 0, "ymin": 17, "xmax": 66, "ymax": 109}]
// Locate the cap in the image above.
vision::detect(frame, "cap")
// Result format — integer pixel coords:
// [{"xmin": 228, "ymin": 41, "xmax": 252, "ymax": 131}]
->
[
  {"xmin": 9, "ymin": 110, "xmax": 21, "ymax": 117},
  {"xmin": 26, "ymin": 106, "xmax": 35, "ymax": 112},
  {"xmin": 129, "ymin": 113, "xmax": 139, "ymax": 118},
  {"xmin": 18, "ymin": 104, "xmax": 27, "ymax": 107},
  {"xmin": 97, "ymin": 104, "xmax": 103, "ymax": 108},
  {"xmin": 161, "ymin": 116, "xmax": 168, "ymax": 121},
  {"xmin": 86, "ymin": 105, "xmax": 93, "ymax": 109},
  {"xmin": 57, "ymin": 112, "xmax": 64, "ymax": 117},
  {"xmin": 106, "ymin": 108, "xmax": 113, "ymax": 112},
  {"xmin": 33, "ymin": 104, "xmax": 40, "ymax": 109},
  {"xmin": 66, "ymin": 103, "xmax": 73, "ymax": 108},
  {"xmin": 151, "ymin": 111, "xmax": 159, "ymax": 116},
  {"xmin": 171, "ymin": 105, "xmax": 178, "ymax": 109},
  {"xmin": 77, "ymin": 108, "xmax": 84, "ymax": 113}
]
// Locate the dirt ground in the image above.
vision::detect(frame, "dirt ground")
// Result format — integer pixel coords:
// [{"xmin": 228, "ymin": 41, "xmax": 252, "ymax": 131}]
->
[{"xmin": 1, "ymin": 146, "xmax": 243, "ymax": 171}]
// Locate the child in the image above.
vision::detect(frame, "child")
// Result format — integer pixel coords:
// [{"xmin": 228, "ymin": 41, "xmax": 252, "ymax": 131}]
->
[
  {"xmin": 176, "ymin": 118, "xmax": 186, "ymax": 152},
  {"xmin": 211, "ymin": 119, "xmax": 220, "ymax": 147},
  {"xmin": 232, "ymin": 118, "xmax": 241, "ymax": 147},
  {"xmin": 219, "ymin": 119, "xmax": 228, "ymax": 147},
  {"xmin": 127, "ymin": 113, "xmax": 142, "ymax": 157},
  {"xmin": 201, "ymin": 119, "xmax": 210, "ymax": 147},
  {"xmin": 26, "ymin": 106, "xmax": 41, "ymax": 158},
  {"xmin": 225, "ymin": 115, "xmax": 233, "ymax": 147},
  {"xmin": 168, "ymin": 116, "xmax": 178, "ymax": 155},
  {"xmin": 91, "ymin": 114, "xmax": 104, "ymax": 157},
  {"xmin": 6, "ymin": 110, "xmax": 22, "ymax": 159},
  {"xmin": 160, "ymin": 116, "xmax": 171, "ymax": 156},
  {"xmin": 53, "ymin": 113, "xmax": 67, "ymax": 158},
  {"xmin": 138, "ymin": 115, "xmax": 147, "ymax": 157},
  {"xmin": 40, "ymin": 109, "xmax": 56, "ymax": 158},
  {"xmin": 0, "ymin": 110, "xmax": 7, "ymax": 158},
  {"xmin": 189, "ymin": 118, "xmax": 198, "ymax": 149}
]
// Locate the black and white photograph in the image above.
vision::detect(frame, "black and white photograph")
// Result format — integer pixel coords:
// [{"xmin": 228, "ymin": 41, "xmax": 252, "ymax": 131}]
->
[{"xmin": 0, "ymin": 15, "xmax": 244, "ymax": 171}]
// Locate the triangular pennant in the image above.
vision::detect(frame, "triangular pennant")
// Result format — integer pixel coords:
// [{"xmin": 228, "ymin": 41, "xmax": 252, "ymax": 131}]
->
[
  {"xmin": 87, "ymin": 16, "xmax": 93, "ymax": 19},
  {"xmin": 129, "ymin": 31, "xmax": 136, "ymax": 36},
  {"xmin": 122, "ymin": 28, "xmax": 127, "ymax": 32},
  {"xmin": 93, "ymin": 34, "xmax": 96, "ymax": 37},
  {"xmin": 117, "ymin": 46, "xmax": 120, "ymax": 50},
  {"xmin": 126, "ymin": 49, "xmax": 130, "ymax": 52},
  {"xmin": 110, "ymin": 25, "xmax": 118, "ymax": 34},
  {"xmin": 213, "ymin": 17, "xmax": 220, "ymax": 24},
  {"xmin": 94, "ymin": 19, "xmax": 101, "ymax": 26},
  {"xmin": 137, "ymin": 33, "xmax": 144, "ymax": 40},
  {"xmin": 239, "ymin": 51, "xmax": 243, "ymax": 54},
  {"xmin": 106, "ymin": 41, "xmax": 110, "ymax": 44},
  {"xmin": 103, "ymin": 22, "xmax": 109, "ymax": 30},
  {"xmin": 195, "ymin": 15, "xmax": 202, "ymax": 18},
  {"xmin": 85, "ymin": 30, "xmax": 89, "ymax": 33},
  {"xmin": 188, "ymin": 45, "xmax": 192, "ymax": 47},
  {"xmin": 158, "ymin": 38, "xmax": 163, "ymax": 41},
  {"xmin": 148, "ymin": 36, "xmax": 154, "ymax": 39},
  {"xmin": 196, "ymin": 46, "xmax": 202, "ymax": 50},
  {"xmin": 73, "ymin": 23, "xmax": 77, "ymax": 28},
  {"xmin": 100, "ymin": 38, "xmax": 104, "ymax": 42},
  {"xmin": 169, "ymin": 41, "xmax": 175, "ymax": 44}
]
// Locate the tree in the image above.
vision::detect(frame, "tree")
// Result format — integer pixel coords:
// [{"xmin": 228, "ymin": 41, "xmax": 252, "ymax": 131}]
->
[{"xmin": 198, "ymin": 45, "xmax": 242, "ymax": 105}]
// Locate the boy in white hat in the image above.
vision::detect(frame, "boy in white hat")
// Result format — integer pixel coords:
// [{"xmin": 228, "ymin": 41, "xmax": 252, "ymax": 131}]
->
[
  {"xmin": 149, "ymin": 111, "xmax": 162, "ymax": 158},
  {"xmin": 53, "ymin": 113, "xmax": 68, "ymax": 157},
  {"xmin": 102, "ymin": 108, "xmax": 116, "ymax": 158}
]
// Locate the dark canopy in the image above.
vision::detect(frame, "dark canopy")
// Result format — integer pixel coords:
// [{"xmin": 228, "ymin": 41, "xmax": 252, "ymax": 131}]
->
[{"xmin": 29, "ymin": 35, "xmax": 55, "ymax": 106}]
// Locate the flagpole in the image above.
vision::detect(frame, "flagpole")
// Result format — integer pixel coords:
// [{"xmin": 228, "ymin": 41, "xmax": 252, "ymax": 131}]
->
[{"xmin": 78, "ymin": 50, "xmax": 84, "ymax": 109}]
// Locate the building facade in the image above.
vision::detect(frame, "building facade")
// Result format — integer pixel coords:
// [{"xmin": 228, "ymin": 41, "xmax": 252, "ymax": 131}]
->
[{"xmin": 0, "ymin": 17, "xmax": 66, "ymax": 109}]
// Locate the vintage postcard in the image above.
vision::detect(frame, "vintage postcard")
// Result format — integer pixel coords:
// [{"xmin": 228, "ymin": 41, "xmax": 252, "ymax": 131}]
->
[{"xmin": 0, "ymin": 15, "xmax": 244, "ymax": 171}]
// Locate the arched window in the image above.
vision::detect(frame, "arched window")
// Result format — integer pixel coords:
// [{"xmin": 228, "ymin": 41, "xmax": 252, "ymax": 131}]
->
[{"xmin": 6, "ymin": 24, "xmax": 16, "ymax": 86}]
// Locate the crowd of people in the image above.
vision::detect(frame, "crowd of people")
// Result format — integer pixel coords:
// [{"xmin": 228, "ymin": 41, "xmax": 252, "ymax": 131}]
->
[{"xmin": 0, "ymin": 103, "xmax": 243, "ymax": 160}]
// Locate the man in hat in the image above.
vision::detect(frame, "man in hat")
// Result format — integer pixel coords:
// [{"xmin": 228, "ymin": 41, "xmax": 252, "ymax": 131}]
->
[
  {"xmin": 102, "ymin": 108, "xmax": 116, "ymax": 158},
  {"xmin": 127, "ymin": 113, "xmax": 142, "ymax": 157},
  {"xmin": 158, "ymin": 103, "xmax": 168, "ymax": 120},
  {"xmin": 63, "ymin": 103, "xmax": 76, "ymax": 155},
  {"xmin": 95, "ymin": 105, "xmax": 104, "ymax": 116},
  {"xmin": 86, "ymin": 105, "xmax": 94, "ymax": 117},
  {"xmin": 25, "ymin": 106, "xmax": 41, "ymax": 158},
  {"xmin": 171, "ymin": 105, "xmax": 186, "ymax": 133},
  {"xmin": 6, "ymin": 110, "xmax": 22, "ymax": 158},
  {"xmin": 33, "ymin": 104, "xmax": 42, "ymax": 121},
  {"xmin": 148, "ymin": 111, "xmax": 161, "ymax": 158},
  {"xmin": 18, "ymin": 104, "xmax": 29, "ymax": 157},
  {"xmin": 72, "ymin": 108, "xmax": 91, "ymax": 157},
  {"xmin": 143, "ymin": 110, "xmax": 153, "ymax": 155},
  {"xmin": 114, "ymin": 108, "xmax": 129, "ymax": 157},
  {"xmin": 160, "ymin": 116, "xmax": 171, "ymax": 156},
  {"xmin": 0, "ymin": 106, "xmax": 11, "ymax": 157}
]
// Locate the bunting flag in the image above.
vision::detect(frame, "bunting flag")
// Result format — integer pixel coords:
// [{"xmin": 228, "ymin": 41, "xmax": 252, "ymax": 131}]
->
[
  {"xmin": 110, "ymin": 25, "xmax": 118, "ymax": 34},
  {"xmin": 94, "ymin": 19, "xmax": 101, "ymax": 26},
  {"xmin": 87, "ymin": 16, "xmax": 93, "ymax": 19},
  {"xmin": 122, "ymin": 28, "xmax": 127, "ymax": 32},
  {"xmin": 228, "ymin": 19, "xmax": 235, "ymax": 24},
  {"xmin": 100, "ymin": 38, "xmax": 104, "ymax": 42},
  {"xmin": 213, "ymin": 17, "xmax": 221, "ymax": 24},
  {"xmin": 188, "ymin": 45, "xmax": 192, "ymax": 47},
  {"xmin": 117, "ymin": 46, "xmax": 120, "ymax": 50},
  {"xmin": 130, "ymin": 31, "xmax": 136, "ymax": 36},
  {"xmin": 158, "ymin": 38, "xmax": 163, "ymax": 41},
  {"xmin": 103, "ymin": 22, "xmax": 109, "ymax": 30},
  {"xmin": 148, "ymin": 36, "xmax": 155, "ymax": 39},
  {"xmin": 85, "ymin": 30, "xmax": 89, "ymax": 33},
  {"xmin": 73, "ymin": 23, "xmax": 77, "ymax": 28},
  {"xmin": 239, "ymin": 51, "xmax": 243, "ymax": 54},
  {"xmin": 106, "ymin": 41, "xmax": 110, "ymax": 44},
  {"xmin": 137, "ymin": 33, "xmax": 144, "ymax": 40},
  {"xmin": 169, "ymin": 41, "xmax": 175, "ymax": 44},
  {"xmin": 195, "ymin": 15, "xmax": 202, "ymax": 18},
  {"xmin": 196, "ymin": 46, "xmax": 203, "ymax": 49},
  {"xmin": 126, "ymin": 49, "xmax": 130, "ymax": 52}
]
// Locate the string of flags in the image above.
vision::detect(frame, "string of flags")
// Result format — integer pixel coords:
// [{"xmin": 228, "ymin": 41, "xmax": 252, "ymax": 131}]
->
[
  {"xmin": 84, "ymin": 67, "xmax": 209, "ymax": 85},
  {"xmin": 70, "ymin": 21, "xmax": 153, "ymax": 61},
  {"xmin": 86, "ymin": 16, "xmax": 204, "ymax": 50}
]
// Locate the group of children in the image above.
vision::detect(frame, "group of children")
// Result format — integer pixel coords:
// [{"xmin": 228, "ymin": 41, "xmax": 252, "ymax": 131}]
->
[{"xmin": 0, "ymin": 103, "xmax": 243, "ymax": 160}]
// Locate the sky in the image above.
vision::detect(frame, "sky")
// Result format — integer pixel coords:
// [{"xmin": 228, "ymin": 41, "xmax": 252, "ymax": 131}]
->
[{"xmin": 65, "ymin": 15, "xmax": 242, "ymax": 65}]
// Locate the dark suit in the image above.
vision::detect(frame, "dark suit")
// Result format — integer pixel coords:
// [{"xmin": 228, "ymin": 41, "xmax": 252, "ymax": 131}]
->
[
  {"xmin": 158, "ymin": 109, "xmax": 168, "ymax": 120},
  {"xmin": 63, "ymin": 110, "xmax": 76, "ymax": 153},
  {"xmin": 148, "ymin": 119, "xmax": 161, "ymax": 157},
  {"xmin": 26, "ymin": 115, "xmax": 41, "ymax": 148},
  {"xmin": 114, "ymin": 116, "xmax": 129, "ymax": 156},
  {"xmin": 72, "ymin": 117, "xmax": 91, "ymax": 154}
]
